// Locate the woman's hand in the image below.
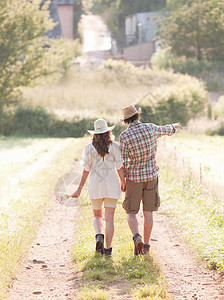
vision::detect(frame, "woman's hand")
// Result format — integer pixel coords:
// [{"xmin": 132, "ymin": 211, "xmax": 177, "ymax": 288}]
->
[
  {"xmin": 120, "ymin": 181, "xmax": 126, "ymax": 192},
  {"xmin": 71, "ymin": 189, "xmax": 81, "ymax": 198}
]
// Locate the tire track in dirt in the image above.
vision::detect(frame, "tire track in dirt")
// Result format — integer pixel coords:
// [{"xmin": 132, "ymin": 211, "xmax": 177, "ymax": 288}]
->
[
  {"xmin": 7, "ymin": 166, "xmax": 83, "ymax": 300},
  {"xmin": 143, "ymin": 212, "xmax": 224, "ymax": 299},
  {"xmin": 7, "ymin": 165, "xmax": 224, "ymax": 299}
]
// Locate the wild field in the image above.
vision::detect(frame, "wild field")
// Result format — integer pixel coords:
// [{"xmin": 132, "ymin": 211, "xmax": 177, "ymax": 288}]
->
[
  {"xmin": 156, "ymin": 132, "xmax": 224, "ymax": 272},
  {"xmin": 21, "ymin": 60, "xmax": 206, "ymax": 124},
  {"xmin": 2, "ymin": 61, "xmax": 224, "ymax": 298}
]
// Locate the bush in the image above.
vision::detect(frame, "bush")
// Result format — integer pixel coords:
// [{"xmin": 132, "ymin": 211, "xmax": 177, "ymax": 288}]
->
[
  {"xmin": 13, "ymin": 106, "xmax": 53, "ymax": 136},
  {"xmin": 0, "ymin": 105, "xmax": 125, "ymax": 138},
  {"xmin": 207, "ymin": 122, "xmax": 224, "ymax": 136},
  {"xmin": 151, "ymin": 48, "xmax": 224, "ymax": 92},
  {"xmin": 214, "ymin": 96, "xmax": 224, "ymax": 119}
]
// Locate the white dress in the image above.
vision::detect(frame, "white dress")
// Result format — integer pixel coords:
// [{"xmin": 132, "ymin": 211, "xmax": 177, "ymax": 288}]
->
[{"xmin": 80, "ymin": 142, "xmax": 123, "ymax": 200}]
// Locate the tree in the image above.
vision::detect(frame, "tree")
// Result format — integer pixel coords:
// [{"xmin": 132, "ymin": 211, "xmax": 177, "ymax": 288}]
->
[
  {"xmin": 158, "ymin": 0, "xmax": 224, "ymax": 61},
  {"xmin": 92, "ymin": 0, "xmax": 166, "ymax": 33},
  {"xmin": 0, "ymin": 0, "xmax": 80, "ymax": 113}
]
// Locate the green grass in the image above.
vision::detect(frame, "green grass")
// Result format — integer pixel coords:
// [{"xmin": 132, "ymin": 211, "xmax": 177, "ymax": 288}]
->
[
  {"xmin": 0, "ymin": 136, "xmax": 88, "ymax": 298},
  {"xmin": 156, "ymin": 131, "xmax": 224, "ymax": 272},
  {"xmin": 72, "ymin": 200, "xmax": 170, "ymax": 299},
  {"xmin": 157, "ymin": 131, "xmax": 224, "ymax": 196}
]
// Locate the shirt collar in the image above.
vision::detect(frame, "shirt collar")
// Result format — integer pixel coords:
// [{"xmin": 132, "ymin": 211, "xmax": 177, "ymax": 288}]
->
[{"xmin": 129, "ymin": 120, "xmax": 141, "ymax": 128}]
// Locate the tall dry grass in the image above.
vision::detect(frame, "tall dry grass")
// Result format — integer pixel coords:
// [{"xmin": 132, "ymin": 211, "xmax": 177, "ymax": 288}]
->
[{"xmin": 21, "ymin": 60, "xmax": 207, "ymax": 124}]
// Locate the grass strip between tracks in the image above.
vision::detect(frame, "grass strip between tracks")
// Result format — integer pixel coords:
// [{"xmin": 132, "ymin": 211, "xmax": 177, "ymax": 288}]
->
[{"xmin": 72, "ymin": 197, "xmax": 170, "ymax": 300}]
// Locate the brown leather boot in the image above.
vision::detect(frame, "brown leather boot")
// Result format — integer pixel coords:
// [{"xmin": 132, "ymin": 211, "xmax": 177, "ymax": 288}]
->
[
  {"xmin": 133, "ymin": 233, "xmax": 144, "ymax": 255},
  {"xmin": 104, "ymin": 247, "xmax": 112, "ymax": 256},
  {"xmin": 143, "ymin": 244, "xmax": 150, "ymax": 255},
  {"xmin": 95, "ymin": 234, "xmax": 104, "ymax": 254}
]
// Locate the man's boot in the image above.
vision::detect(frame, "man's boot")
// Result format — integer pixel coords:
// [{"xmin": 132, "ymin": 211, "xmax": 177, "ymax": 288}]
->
[
  {"xmin": 143, "ymin": 244, "xmax": 150, "ymax": 255},
  {"xmin": 133, "ymin": 233, "xmax": 144, "ymax": 255},
  {"xmin": 104, "ymin": 247, "xmax": 112, "ymax": 256}
]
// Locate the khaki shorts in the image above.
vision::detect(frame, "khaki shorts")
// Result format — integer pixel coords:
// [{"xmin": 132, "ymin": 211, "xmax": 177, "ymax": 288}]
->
[
  {"xmin": 122, "ymin": 177, "xmax": 160, "ymax": 214},
  {"xmin": 91, "ymin": 198, "xmax": 117, "ymax": 210}
]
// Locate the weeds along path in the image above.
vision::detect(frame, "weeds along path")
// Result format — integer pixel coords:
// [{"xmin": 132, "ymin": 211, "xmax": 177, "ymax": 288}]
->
[
  {"xmin": 145, "ymin": 212, "xmax": 224, "ymax": 299},
  {"xmin": 8, "ymin": 165, "xmax": 83, "ymax": 300},
  {"xmin": 8, "ymin": 201, "xmax": 78, "ymax": 300}
]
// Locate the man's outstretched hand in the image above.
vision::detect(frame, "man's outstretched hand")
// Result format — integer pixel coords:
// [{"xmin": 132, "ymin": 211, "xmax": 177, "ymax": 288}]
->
[{"xmin": 173, "ymin": 123, "xmax": 183, "ymax": 130}]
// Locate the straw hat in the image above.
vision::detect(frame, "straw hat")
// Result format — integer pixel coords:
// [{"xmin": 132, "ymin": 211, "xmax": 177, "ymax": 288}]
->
[
  {"xmin": 121, "ymin": 104, "xmax": 141, "ymax": 122},
  {"xmin": 87, "ymin": 119, "xmax": 115, "ymax": 134}
]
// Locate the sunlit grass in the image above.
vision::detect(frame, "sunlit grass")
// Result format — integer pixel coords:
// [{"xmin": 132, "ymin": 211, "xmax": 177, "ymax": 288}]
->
[
  {"xmin": 21, "ymin": 65, "xmax": 148, "ymax": 123},
  {"xmin": 72, "ymin": 202, "xmax": 170, "ymax": 299},
  {"xmin": 157, "ymin": 131, "xmax": 224, "ymax": 198},
  {"xmin": 21, "ymin": 61, "xmax": 206, "ymax": 125},
  {"xmin": 0, "ymin": 137, "xmax": 87, "ymax": 298},
  {"xmin": 157, "ymin": 133, "xmax": 224, "ymax": 272}
]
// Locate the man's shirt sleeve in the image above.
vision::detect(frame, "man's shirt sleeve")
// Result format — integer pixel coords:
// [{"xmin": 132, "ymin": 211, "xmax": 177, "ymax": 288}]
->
[{"xmin": 150, "ymin": 124, "xmax": 175, "ymax": 138}]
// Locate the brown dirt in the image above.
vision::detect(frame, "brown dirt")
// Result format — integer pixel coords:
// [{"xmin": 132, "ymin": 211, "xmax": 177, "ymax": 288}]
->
[
  {"xmin": 145, "ymin": 213, "xmax": 224, "ymax": 300},
  {"xmin": 8, "ymin": 201, "xmax": 79, "ymax": 300},
  {"xmin": 8, "ymin": 172, "xmax": 224, "ymax": 300}
]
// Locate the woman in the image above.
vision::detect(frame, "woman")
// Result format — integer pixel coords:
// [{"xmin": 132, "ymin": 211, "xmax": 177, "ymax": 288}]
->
[{"xmin": 71, "ymin": 119, "xmax": 126, "ymax": 255}]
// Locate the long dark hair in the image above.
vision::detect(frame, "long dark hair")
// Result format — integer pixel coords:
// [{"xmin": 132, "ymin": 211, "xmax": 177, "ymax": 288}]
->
[{"xmin": 92, "ymin": 131, "xmax": 113, "ymax": 157}]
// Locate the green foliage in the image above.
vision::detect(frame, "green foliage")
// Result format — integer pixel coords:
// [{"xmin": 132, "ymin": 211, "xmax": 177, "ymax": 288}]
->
[
  {"xmin": 158, "ymin": 0, "xmax": 224, "ymax": 61},
  {"xmin": 207, "ymin": 122, "xmax": 224, "ymax": 136},
  {"xmin": 151, "ymin": 48, "xmax": 224, "ymax": 92},
  {"xmin": 214, "ymin": 96, "xmax": 224, "ymax": 119},
  {"xmin": 0, "ymin": 0, "xmax": 81, "ymax": 112},
  {"xmin": 10, "ymin": 106, "xmax": 95, "ymax": 137},
  {"xmin": 160, "ymin": 167, "xmax": 224, "ymax": 272},
  {"xmin": 92, "ymin": 0, "xmax": 166, "ymax": 34}
]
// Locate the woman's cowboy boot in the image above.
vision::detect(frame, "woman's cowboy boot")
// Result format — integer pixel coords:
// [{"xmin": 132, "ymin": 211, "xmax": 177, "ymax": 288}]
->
[
  {"xmin": 95, "ymin": 234, "xmax": 104, "ymax": 254},
  {"xmin": 133, "ymin": 233, "xmax": 144, "ymax": 255},
  {"xmin": 104, "ymin": 247, "xmax": 112, "ymax": 256}
]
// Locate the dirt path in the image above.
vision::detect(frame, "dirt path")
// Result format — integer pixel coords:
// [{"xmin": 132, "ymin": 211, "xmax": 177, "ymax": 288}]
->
[
  {"xmin": 8, "ymin": 200, "xmax": 78, "ymax": 300},
  {"xmin": 8, "ymin": 205, "xmax": 224, "ymax": 299},
  {"xmin": 8, "ymin": 165, "xmax": 224, "ymax": 299},
  {"xmin": 146, "ymin": 213, "xmax": 224, "ymax": 300}
]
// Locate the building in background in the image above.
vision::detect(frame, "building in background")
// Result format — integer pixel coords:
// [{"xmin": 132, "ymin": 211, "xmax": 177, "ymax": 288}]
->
[
  {"xmin": 43, "ymin": 0, "xmax": 74, "ymax": 39},
  {"xmin": 120, "ymin": 12, "xmax": 162, "ymax": 65},
  {"xmin": 57, "ymin": 0, "xmax": 74, "ymax": 39},
  {"xmin": 125, "ymin": 12, "xmax": 161, "ymax": 45}
]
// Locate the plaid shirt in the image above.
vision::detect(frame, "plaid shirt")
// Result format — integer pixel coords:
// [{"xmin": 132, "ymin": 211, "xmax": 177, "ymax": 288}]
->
[{"xmin": 119, "ymin": 121, "xmax": 175, "ymax": 182}]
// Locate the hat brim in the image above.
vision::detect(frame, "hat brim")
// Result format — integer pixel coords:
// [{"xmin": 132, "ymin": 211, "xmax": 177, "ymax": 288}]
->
[
  {"xmin": 87, "ymin": 125, "xmax": 115, "ymax": 135},
  {"xmin": 120, "ymin": 107, "xmax": 142, "ymax": 122}
]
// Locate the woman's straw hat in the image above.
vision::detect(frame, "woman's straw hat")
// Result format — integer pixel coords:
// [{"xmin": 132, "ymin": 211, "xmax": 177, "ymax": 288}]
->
[
  {"xmin": 87, "ymin": 119, "xmax": 115, "ymax": 135},
  {"xmin": 121, "ymin": 104, "xmax": 141, "ymax": 122}
]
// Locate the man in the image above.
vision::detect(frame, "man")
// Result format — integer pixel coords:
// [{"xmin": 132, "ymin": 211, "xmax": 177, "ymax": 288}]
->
[{"xmin": 119, "ymin": 104, "xmax": 182, "ymax": 255}]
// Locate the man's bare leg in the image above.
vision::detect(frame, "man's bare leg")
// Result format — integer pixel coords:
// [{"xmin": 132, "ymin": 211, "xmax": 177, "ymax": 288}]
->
[
  {"xmin": 143, "ymin": 211, "xmax": 153, "ymax": 244},
  {"xmin": 127, "ymin": 213, "xmax": 139, "ymax": 234}
]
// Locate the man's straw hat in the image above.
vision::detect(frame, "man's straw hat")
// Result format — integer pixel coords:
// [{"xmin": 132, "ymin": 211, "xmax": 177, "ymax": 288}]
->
[
  {"xmin": 87, "ymin": 119, "xmax": 115, "ymax": 134},
  {"xmin": 121, "ymin": 104, "xmax": 141, "ymax": 122}
]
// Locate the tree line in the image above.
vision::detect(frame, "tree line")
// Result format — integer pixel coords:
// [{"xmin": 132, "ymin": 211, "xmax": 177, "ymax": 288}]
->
[
  {"xmin": 0, "ymin": 0, "xmax": 81, "ymax": 116},
  {"xmin": 93, "ymin": 0, "xmax": 224, "ymax": 61}
]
